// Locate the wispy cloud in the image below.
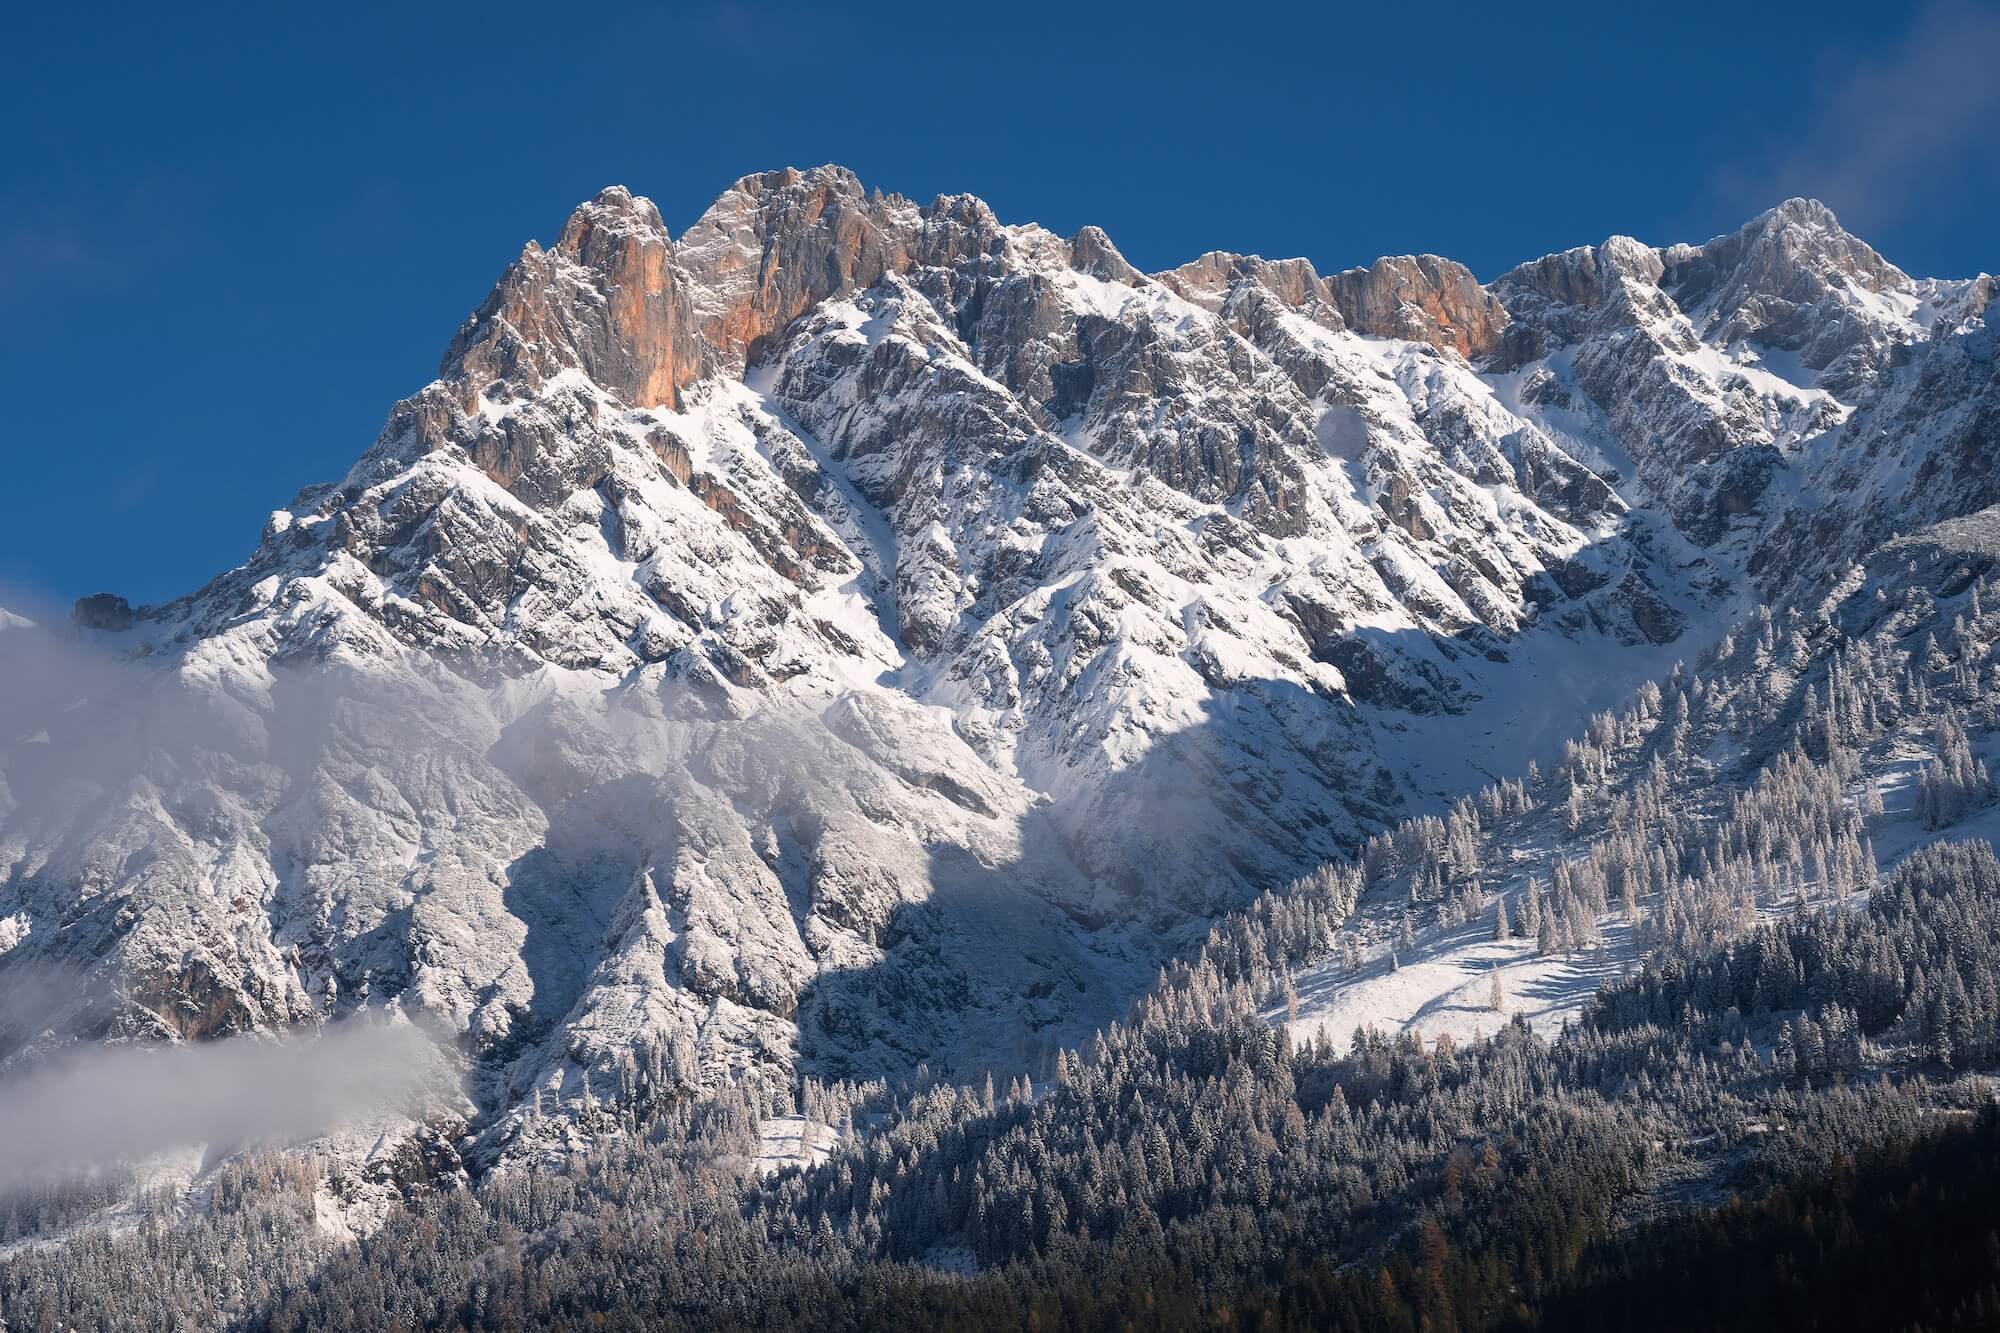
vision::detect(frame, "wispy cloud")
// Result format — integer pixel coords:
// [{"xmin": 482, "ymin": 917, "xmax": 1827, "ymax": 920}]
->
[
  {"xmin": 0, "ymin": 203, "xmax": 102, "ymax": 291},
  {"xmin": 0, "ymin": 1017, "xmax": 456, "ymax": 1187},
  {"xmin": 0, "ymin": 177, "xmax": 193, "ymax": 295},
  {"xmin": 1710, "ymin": 1, "xmax": 2000, "ymax": 233}
]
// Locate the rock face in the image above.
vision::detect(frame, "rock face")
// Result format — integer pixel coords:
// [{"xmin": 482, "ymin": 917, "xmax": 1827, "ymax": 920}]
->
[
  {"xmin": 1158, "ymin": 249, "xmax": 1509, "ymax": 361},
  {"xmin": 678, "ymin": 166, "xmax": 919, "ymax": 368},
  {"xmin": 1659, "ymin": 198, "xmax": 1913, "ymax": 382},
  {"xmin": 1490, "ymin": 199, "xmax": 1996, "ymax": 571},
  {"xmin": 0, "ymin": 169, "xmax": 1992, "ymax": 1150},
  {"xmin": 1324, "ymin": 255, "xmax": 1509, "ymax": 360},
  {"xmin": 70, "ymin": 593, "xmax": 133, "ymax": 632},
  {"xmin": 444, "ymin": 187, "xmax": 710, "ymax": 412}
]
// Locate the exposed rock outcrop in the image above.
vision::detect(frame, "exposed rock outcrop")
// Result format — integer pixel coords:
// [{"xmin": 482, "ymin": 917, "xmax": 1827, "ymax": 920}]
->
[
  {"xmin": 1324, "ymin": 254, "xmax": 1509, "ymax": 360},
  {"xmin": 71, "ymin": 592, "xmax": 133, "ymax": 631}
]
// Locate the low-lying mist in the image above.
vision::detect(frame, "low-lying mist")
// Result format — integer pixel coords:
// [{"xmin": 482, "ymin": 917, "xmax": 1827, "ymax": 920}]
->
[
  {"xmin": 0, "ymin": 1017, "xmax": 457, "ymax": 1190},
  {"xmin": 0, "ymin": 586, "xmax": 1225, "ymax": 1151}
]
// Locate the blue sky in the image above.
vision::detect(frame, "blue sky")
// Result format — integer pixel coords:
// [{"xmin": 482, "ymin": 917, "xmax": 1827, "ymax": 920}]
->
[{"xmin": 3, "ymin": 0, "xmax": 1996, "ymax": 609}]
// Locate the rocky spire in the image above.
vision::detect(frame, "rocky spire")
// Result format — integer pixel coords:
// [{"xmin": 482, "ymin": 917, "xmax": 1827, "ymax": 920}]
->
[{"xmin": 441, "ymin": 185, "xmax": 708, "ymax": 411}]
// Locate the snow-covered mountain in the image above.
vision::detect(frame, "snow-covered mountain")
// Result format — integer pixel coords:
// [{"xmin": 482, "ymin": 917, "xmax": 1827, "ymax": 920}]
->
[{"xmin": 0, "ymin": 167, "xmax": 1992, "ymax": 1146}]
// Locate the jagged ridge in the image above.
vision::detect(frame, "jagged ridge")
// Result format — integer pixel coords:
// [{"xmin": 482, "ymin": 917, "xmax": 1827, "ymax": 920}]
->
[{"xmin": 0, "ymin": 168, "xmax": 1992, "ymax": 1162}]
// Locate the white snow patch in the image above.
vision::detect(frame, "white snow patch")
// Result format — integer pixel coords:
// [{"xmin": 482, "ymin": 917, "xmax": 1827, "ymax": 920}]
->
[{"xmin": 751, "ymin": 1115, "xmax": 839, "ymax": 1177}]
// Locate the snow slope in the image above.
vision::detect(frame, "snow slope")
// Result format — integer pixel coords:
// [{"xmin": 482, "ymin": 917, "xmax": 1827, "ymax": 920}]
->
[{"xmin": 1281, "ymin": 509, "xmax": 2000, "ymax": 1053}]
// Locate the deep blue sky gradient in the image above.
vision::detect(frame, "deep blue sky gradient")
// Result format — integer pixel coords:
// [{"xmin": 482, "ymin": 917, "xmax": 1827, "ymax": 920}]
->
[{"xmin": 3, "ymin": 0, "xmax": 1995, "ymax": 607}]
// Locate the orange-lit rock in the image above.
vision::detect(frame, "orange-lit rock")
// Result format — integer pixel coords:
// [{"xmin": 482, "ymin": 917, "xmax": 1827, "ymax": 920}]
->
[{"xmin": 1324, "ymin": 254, "xmax": 1509, "ymax": 360}]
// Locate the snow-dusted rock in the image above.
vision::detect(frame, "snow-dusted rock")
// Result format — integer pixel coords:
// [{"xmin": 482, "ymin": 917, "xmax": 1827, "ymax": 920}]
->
[{"xmin": 1, "ymin": 168, "xmax": 1991, "ymax": 1156}]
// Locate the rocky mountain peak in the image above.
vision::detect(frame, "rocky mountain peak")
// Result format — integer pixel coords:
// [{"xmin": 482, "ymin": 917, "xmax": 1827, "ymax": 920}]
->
[
  {"xmin": 439, "ymin": 166, "xmax": 935, "ymax": 418},
  {"xmin": 441, "ymin": 182, "xmax": 705, "ymax": 413},
  {"xmin": 676, "ymin": 164, "xmax": 918, "ymax": 371},
  {"xmin": 1659, "ymin": 196, "xmax": 1912, "ymax": 372},
  {"xmin": 1066, "ymin": 225, "xmax": 1145, "ymax": 285},
  {"xmin": 1744, "ymin": 197, "xmax": 1902, "ymax": 287},
  {"xmin": 556, "ymin": 184, "xmax": 671, "ymax": 253},
  {"xmin": 1764, "ymin": 194, "xmax": 1842, "ymax": 230}
]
